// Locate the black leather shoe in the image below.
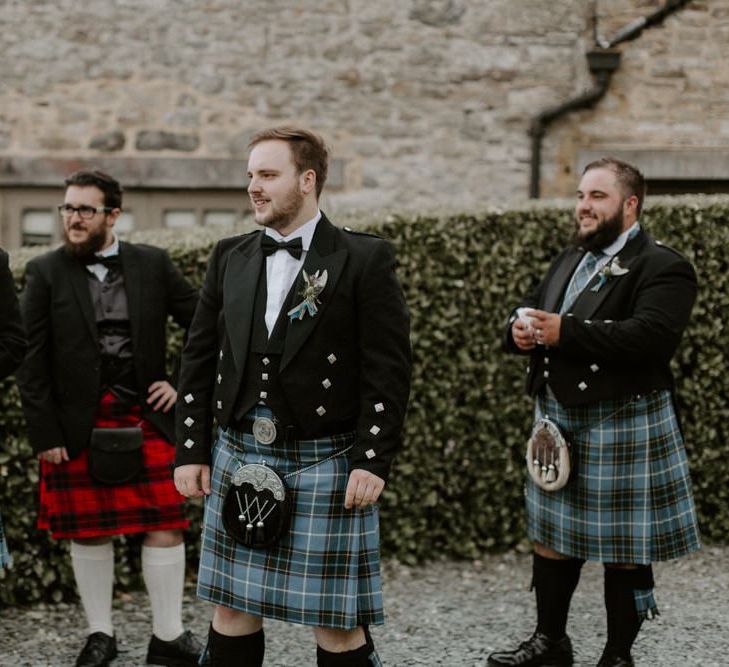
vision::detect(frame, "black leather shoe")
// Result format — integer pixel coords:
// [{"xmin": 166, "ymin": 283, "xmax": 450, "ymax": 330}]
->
[
  {"xmin": 597, "ymin": 653, "xmax": 634, "ymax": 667},
  {"xmin": 488, "ymin": 632, "xmax": 574, "ymax": 666},
  {"xmin": 75, "ymin": 632, "xmax": 118, "ymax": 667},
  {"xmin": 146, "ymin": 630, "xmax": 205, "ymax": 666}
]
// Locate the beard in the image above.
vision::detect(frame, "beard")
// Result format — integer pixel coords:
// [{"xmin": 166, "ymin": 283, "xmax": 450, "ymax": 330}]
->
[
  {"xmin": 254, "ymin": 184, "xmax": 305, "ymax": 232},
  {"xmin": 572, "ymin": 208, "xmax": 624, "ymax": 253},
  {"xmin": 63, "ymin": 222, "xmax": 108, "ymax": 261}
]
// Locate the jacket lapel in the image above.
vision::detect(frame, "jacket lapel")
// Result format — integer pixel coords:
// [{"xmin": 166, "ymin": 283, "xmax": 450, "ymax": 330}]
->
[
  {"xmin": 280, "ymin": 217, "xmax": 347, "ymax": 372},
  {"xmin": 544, "ymin": 248, "xmax": 583, "ymax": 313},
  {"xmin": 119, "ymin": 242, "xmax": 143, "ymax": 347},
  {"xmin": 63, "ymin": 250, "xmax": 98, "ymax": 343},
  {"xmin": 570, "ymin": 229, "xmax": 647, "ymax": 319},
  {"xmin": 224, "ymin": 237, "xmax": 263, "ymax": 372}
]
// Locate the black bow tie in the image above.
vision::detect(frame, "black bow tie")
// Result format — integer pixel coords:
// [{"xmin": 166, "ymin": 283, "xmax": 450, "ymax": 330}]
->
[
  {"xmin": 260, "ymin": 234, "xmax": 303, "ymax": 260},
  {"xmin": 80, "ymin": 254, "xmax": 121, "ymax": 269}
]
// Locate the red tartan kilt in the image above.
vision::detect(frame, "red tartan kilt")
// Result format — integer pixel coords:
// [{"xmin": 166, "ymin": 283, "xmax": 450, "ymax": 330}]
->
[{"xmin": 38, "ymin": 392, "xmax": 189, "ymax": 539}]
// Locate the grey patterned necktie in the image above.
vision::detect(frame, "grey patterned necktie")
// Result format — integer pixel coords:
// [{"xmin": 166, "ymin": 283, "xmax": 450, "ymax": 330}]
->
[{"xmin": 559, "ymin": 251, "xmax": 604, "ymax": 314}]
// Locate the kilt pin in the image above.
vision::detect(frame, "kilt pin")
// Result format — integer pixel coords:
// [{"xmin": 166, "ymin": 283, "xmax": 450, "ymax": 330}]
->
[{"xmin": 175, "ymin": 213, "xmax": 411, "ymax": 661}]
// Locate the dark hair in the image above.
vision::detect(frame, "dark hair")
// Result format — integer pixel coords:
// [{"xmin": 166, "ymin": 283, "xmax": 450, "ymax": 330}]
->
[
  {"xmin": 248, "ymin": 126, "xmax": 329, "ymax": 198},
  {"xmin": 582, "ymin": 157, "xmax": 647, "ymax": 216},
  {"xmin": 64, "ymin": 170, "xmax": 123, "ymax": 209}
]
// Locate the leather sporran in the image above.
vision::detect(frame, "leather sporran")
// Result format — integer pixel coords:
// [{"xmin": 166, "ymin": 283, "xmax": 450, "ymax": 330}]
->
[
  {"xmin": 222, "ymin": 462, "xmax": 293, "ymax": 549},
  {"xmin": 525, "ymin": 418, "xmax": 571, "ymax": 491},
  {"xmin": 88, "ymin": 427, "xmax": 144, "ymax": 485}
]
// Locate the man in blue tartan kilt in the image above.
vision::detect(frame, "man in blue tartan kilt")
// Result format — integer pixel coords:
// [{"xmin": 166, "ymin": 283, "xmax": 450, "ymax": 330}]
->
[
  {"xmin": 0, "ymin": 246, "xmax": 28, "ymax": 570},
  {"xmin": 491, "ymin": 158, "xmax": 700, "ymax": 667},
  {"xmin": 174, "ymin": 126, "xmax": 411, "ymax": 666}
]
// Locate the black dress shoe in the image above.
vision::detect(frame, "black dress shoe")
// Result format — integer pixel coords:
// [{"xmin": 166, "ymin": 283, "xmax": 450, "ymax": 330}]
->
[
  {"xmin": 75, "ymin": 632, "xmax": 118, "ymax": 667},
  {"xmin": 488, "ymin": 632, "xmax": 574, "ymax": 666},
  {"xmin": 146, "ymin": 630, "xmax": 205, "ymax": 666},
  {"xmin": 597, "ymin": 653, "xmax": 634, "ymax": 667}
]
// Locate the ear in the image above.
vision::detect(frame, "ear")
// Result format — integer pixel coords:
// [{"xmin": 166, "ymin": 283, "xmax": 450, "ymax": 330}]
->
[
  {"xmin": 623, "ymin": 195, "xmax": 639, "ymax": 219},
  {"xmin": 106, "ymin": 208, "xmax": 122, "ymax": 228},
  {"xmin": 300, "ymin": 169, "xmax": 317, "ymax": 196}
]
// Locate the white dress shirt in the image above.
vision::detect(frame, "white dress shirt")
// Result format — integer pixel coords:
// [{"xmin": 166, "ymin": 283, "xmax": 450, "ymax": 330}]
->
[
  {"xmin": 264, "ymin": 211, "xmax": 321, "ymax": 337},
  {"xmin": 85, "ymin": 235, "xmax": 120, "ymax": 282}
]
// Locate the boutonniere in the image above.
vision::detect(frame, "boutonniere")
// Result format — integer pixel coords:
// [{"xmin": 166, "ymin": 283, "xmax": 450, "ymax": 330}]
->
[
  {"xmin": 591, "ymin": 256, "xmax": 629, "ymax": 292},
  {"xmin": 288, "ymin": 269, "xmax": 328, "ymax": 321}
]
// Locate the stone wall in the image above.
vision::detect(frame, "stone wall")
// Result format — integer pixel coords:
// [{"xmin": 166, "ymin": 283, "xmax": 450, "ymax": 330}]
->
[{"xmin": 0, "ymin": 0, "xmax": 725, "ymax": 214}]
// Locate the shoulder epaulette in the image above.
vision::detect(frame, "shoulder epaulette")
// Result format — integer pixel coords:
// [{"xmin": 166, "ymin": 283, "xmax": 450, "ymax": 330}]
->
[
  {"xmin": 653, "ymin": 239, "xmax": 686, "ymax": 258},
  {"xmin": 342, "ymin": 226, "xmax": 383, "ymax": 240}
]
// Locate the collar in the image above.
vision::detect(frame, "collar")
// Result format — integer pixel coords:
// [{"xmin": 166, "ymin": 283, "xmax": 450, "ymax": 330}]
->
[
  {"xmin": 600, "ymin": 222, "xmax": 640, "ymax": 256},
  {"xmin": 264, "ymin": 210, "xmax": 321, "ymax": 252},
  {"xmin": 95, "ymin": 235, "xmax": 120, "ymax": 259}
]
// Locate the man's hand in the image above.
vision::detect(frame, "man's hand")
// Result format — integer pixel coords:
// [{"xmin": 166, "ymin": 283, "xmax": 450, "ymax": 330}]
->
[
  {"xmin": 344, "ymin": 469, "xmax": 385, "ymax": 509},
  {"xmin": 174, "ymin": 464, "xmax": 211, "ymax": 498},
  {"xmin": 528, "ymin": 309, "xmax": 562, "ymax": 347},
  {"xmin": 512, "ymin": 318, "xmax": 537, "ymax": 351},
  {"xmin": 39, "ymin": 446, "xmax": 69, "ymax": 464},
  {"xmin": 147, "ymin": 380, "xmax": 177, "ymax": 413}
]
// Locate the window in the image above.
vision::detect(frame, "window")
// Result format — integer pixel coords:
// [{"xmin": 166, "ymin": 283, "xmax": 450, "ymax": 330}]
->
[
  {"xmin": 21, "ymin": 209, "xmax": 55, "ymax": 246},
  {"xmin": 164, "ymin": 209, "xmax": 197, "ymax": 228}
]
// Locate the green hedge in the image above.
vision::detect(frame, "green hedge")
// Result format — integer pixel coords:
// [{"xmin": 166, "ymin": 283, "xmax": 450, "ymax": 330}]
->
[{"xmin": 2, "ymin": 197, "xmax": 728, "ymax": 604}]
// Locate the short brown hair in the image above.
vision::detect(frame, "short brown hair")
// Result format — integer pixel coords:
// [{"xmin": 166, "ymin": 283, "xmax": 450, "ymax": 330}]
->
[
  {"xmin": 248, "ymin": 126, "xmax": 329, "ymax": 198},
  {"xmin": 64, "ymin": 170, "xmax": 123, "ymax": 209},
  {"xmin": 583, "ymin": 157, "xmax": 647, "ymax": 216}
]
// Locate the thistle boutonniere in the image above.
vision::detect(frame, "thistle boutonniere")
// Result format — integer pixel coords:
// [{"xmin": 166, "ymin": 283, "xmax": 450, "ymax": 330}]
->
[
  {"xmin": 288, "ymin": 269, "xmax": 328, "ymax": 321},
  {"xmin": 591, "ymin": 256, "xmax": 629, "ymax": 292}
]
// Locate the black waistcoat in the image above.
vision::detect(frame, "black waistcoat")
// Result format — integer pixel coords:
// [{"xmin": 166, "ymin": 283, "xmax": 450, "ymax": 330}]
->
[
  {"xmin": 233, "ymin": 265, "xmax": 299, "ymax": 425},
  {"xmin": 86, "ymin": 263, "xmax": 137, "ymax": 402}
]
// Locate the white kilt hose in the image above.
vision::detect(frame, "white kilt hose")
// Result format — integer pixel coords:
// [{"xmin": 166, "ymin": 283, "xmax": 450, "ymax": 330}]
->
[{"xmin": 198, "ymin": 409, "xmax": 385, "ymax": 631}]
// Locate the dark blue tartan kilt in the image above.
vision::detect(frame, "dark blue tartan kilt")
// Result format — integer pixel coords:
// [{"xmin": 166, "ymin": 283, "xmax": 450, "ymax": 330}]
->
[
  {"xmin": 526, "ymin": 388, "xmax": 701, "ymax": 564},
  {"xmin": 197, "ymin": 417, "xmax": 385, "ymax": 630},
  {"xmin": 0, "ymin": 511, "xmax": 11, "ymax": 568}
]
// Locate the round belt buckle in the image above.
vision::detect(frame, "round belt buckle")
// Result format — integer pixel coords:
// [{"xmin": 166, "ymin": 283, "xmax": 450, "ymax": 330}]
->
[{"xmin": 252, "ymin": 417, "xmax": 277, "ymax": 445}]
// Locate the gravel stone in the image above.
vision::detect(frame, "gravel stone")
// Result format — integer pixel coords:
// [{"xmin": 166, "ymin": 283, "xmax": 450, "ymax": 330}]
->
[{"xmin": 1, "ymin": 547, "xmax": 726, "ymax": 665}]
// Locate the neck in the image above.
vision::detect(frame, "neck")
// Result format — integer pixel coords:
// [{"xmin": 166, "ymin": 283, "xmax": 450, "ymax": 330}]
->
[
  {"xmin": 274, "ymin": 201, "xmax": 319, "ymax": 237},
  {"xmin": 100, "ymin": 232, "xmax": 116, "ymax": 251}
]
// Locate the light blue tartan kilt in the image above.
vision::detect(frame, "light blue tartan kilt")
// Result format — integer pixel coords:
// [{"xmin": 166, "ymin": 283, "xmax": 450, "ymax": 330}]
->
[
  {"xmin": 197, "ymin": 412, "xmax": 385, "ymax": 631},
  {"xmin": 0, "ymin": 511, "xmax": 11, "ymax": 569},
  {"xmin": 526, "ymin": 388, "xmax": 701, "ymax": 564}
]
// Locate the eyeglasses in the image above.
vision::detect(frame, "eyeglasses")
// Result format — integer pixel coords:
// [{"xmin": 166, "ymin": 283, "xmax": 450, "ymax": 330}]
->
[{"xmin": 58, "ymin": 204, "xmax": 114, "ymax": 220}]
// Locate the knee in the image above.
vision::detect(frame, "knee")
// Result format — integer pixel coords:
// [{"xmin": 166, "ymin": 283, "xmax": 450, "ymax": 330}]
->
[
  {"xmin": 213, "ymin": 606, "xmax": 263, "ymax": 635},
  {"xmin": 533, "ymin": 542, "xmax": 571, "ymax": 560},
  {"xmin": 314, "ymin": 626, "xmax": 366, "ymax": 652},
  {"xmin": 143, "ymin": 530, "xmax": 184, "ymax": 548}
]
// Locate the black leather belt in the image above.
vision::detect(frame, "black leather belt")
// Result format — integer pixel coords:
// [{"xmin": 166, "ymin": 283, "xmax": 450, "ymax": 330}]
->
[
  {"xmin": 232, "ymin": 418, "xmax": 302, "ymax": 445},
  {"xmin": 230, "ymin": 417, "xmax": 356, "ymax": 444}
]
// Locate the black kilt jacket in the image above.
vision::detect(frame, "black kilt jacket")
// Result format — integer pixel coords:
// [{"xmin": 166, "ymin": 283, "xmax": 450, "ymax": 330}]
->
[
  {"xmin": 174, "ymin": 215, "xmax": 412, "ymax": 483},
  {"xmin": 504, "ymin": 229, "xmax": 697, "ymax": 406},
  {"xmin": 17, "ymin": 242, "xmax": 198, "ymax": 457},
  {"xmin": 0, "ymin": 248, "xmax": 26, "ymax": 383}
]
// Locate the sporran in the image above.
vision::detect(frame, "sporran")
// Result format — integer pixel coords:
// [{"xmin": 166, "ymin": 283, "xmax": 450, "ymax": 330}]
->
[
  {"xmin": 526, "ymin": 418, "xmax": 571, "ymax": 491},
  {"xmin": 222, "ymin": 461, "xmax": 292, "ymax": 549}
]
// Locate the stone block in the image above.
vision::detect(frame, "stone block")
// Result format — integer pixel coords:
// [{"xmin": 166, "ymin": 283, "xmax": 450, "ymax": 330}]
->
[
  {"xmin": 135, "ymin": 130, "xmax": 200, "ymax": 152},
  {"xmin": 89, "ymin": 130, "xmax": 126, "ymax": 152}
]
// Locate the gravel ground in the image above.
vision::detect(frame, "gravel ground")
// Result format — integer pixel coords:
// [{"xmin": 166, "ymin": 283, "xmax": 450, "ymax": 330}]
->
[{"xmin": 1, "ymin": 546, "xmax": 727, "ymax": 666}]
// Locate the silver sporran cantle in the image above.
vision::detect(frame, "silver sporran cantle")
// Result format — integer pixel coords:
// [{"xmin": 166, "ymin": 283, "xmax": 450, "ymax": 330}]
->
[
  {"xmin": 222, "ymin": 461, "xmax": 292, "ymax": 548},
  {"xmin": 525, "ymin": 418, "xmax": 571, "ymax": 491}
]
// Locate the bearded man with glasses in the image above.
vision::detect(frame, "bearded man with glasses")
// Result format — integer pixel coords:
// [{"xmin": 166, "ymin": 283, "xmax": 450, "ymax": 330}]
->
[{"xmin": 17, "ymin": 170, "xmax": 205, "ymax": 667}]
